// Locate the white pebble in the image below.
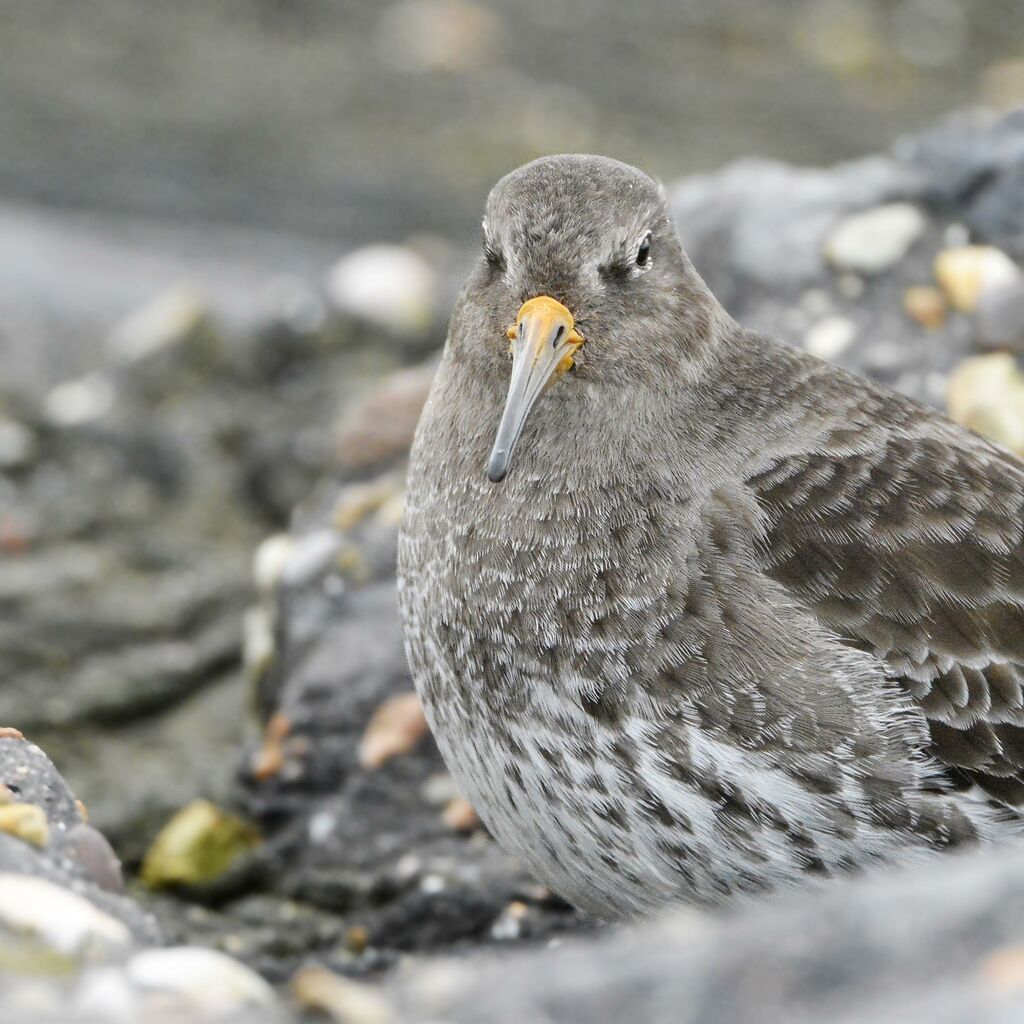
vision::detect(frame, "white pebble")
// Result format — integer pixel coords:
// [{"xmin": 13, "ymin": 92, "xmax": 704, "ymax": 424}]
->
[
  {"xmin": 281, "ymin": 529, "xmax": 341, "ymax": 589},
  {"xmin": 0, "ymin": 418, "xmax": 36, "ymax": 469},
  {"xmin": 253, "ymin": 533, "xmax": 294, "ymax": 595},
  {"xmin": 107, "ymin": 290, "xmax": 207, "ymax": 364},
  {"xmin": 825, "ymin": 203, "xmax": 926, "ymax": 274},
  {"xmin": 804, "ymin": 316, "xmax": 857, "ymax": 360},
  {"xmin": 126, "ymin": 947, "xmax": 275, "ymax": 1014},
  {"xmin": 326, "ymin": 244, "xmax": 437, "ymax": 336},
  {"xmin": 0, "ymin": 874, "xmax": 131, "ymax": 954},
  {"xmin": 44, "ymin": 374, "xmax": 115, "ymax": 427}
]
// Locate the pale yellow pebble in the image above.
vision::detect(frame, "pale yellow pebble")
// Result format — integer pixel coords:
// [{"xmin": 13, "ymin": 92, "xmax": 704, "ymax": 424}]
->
[
  {"xmin": 0, "ymin": 803, "xmax": 50, "ymax": 848},
  {"xmin": 934, "ymin": 245, "xmax": 1020, "ymax": 313}
]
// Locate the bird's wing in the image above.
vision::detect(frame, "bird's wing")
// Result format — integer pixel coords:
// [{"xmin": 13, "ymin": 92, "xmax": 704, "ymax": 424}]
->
[{"xmin": 747, "ymin": 376, "xmax": 1024, "ymax": 804}]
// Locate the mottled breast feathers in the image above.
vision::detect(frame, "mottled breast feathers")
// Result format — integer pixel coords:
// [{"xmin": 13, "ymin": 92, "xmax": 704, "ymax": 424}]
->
[{"xmin": 748, "ymin": 371, "xmax": 1024, "ymax": 805}]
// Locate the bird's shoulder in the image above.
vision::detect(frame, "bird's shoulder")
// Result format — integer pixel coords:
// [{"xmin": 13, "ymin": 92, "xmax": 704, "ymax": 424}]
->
[{"xmin": 735, "ymin": 334, "xmax": 1024, "ymax": 802}]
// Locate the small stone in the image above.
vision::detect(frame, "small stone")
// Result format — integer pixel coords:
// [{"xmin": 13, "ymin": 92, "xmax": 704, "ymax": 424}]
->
[
  {"xmin": 43, "ymin": 373, "xmax": 115, "ymax": 427},
  {"xmin": 836, "ymin": 273, "xmax": 865, "ymax": 299},
  {"xmin": 934, "ymin": 245, "xmax": 1021, "ymax": 313},
  {"xmin": 490, "ymin": 900, "xmax": 528, "ymax": 941},
  {"xmin": 335, "ymin": 364, "xmax": 435, "ymax": 472},
  {"xmin": 358, "ymin": 692, "xmax": 429, "ymax": 770},
  {"xmin": 250, "ymin": 712, "xmax": 292, "ymax": 782},
  {"xmin": 0, "ymin": 874, "xmax": 131, "ymax": 954},
  {"xmin": 333, "ymin": 477, "xmax": 405, "ymax": 533},
  {"xmin": 281, "ymin": 529, "xmax": 341, "ymax": 589},
  {"xmin": 140, "ymin": 799, "xmax": 259, "ymax": 888},
  {"xmin": 977, "ymin": 280, "xmax": 1024, "ymax": 351},
  {"xmin": 243, "ymin": 607, "xmax": 276, "ymax": 683},
  {"xmin": 979, "ymin": 944, "xmax": 1024, "ymax": 994},
  {"xmin": 345, "ymin": 924, "xmax": 370, "ymax": 954},
  {"xmin": 292, "ymin": 964, "xmax": 393, "ymax": 1024},
  {"xmin": 326, "ymin": 244, "xmax": 437, "ymax": 337},
  {"xmin": 0, "ymin": 418, "xmax": 35, "ymax": 470},
  {"xmin": 947, "ymin": 353, "xmax": 1024, "ymax": 454},
  {"xmin": 107, "ymin": 290, "xmax": 209, "ymax": 365},
  {"xmin": 804, "ymin": 316, "xmax": 856, "ymax": 360},
  {"xmin": 58, "ymin": 824, "xmax": 124, "ymax": 893},
  {"xmin": 127, "ymin": 947, "xmax": 275, "ymax": 1014},
  {"xmin": 824, "ymin": 203, "xmax": 926, "ymax": 274},
  {"xmin": 0, "ymin": 803, "xmax": 49, "ymax": 848},
  {"xmin": 903, "ymin": 285, "xmax": 947, "ymax": 329},
  {"xmin": 253, "ymin": 533, "xmax": 294, "ymax": 595},
  {"xmin": 442, "ymin": 796, "xmax": 479, "ymax": 833},
  {"xmin": 0, "ymin": 727, "xmax": 24, "ymax": 741}
]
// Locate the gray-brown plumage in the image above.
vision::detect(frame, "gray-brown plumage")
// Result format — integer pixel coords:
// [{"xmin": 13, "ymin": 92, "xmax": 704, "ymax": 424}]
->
[{"xmin": 398, "ymin": 154, "xmax": 1023, "ymax": 919}]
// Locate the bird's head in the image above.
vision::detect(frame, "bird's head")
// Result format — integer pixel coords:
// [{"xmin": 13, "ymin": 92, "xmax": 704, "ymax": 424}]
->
[{"xmin": 449, "ymin": 154, "xmax": 719, "ymax": 483}]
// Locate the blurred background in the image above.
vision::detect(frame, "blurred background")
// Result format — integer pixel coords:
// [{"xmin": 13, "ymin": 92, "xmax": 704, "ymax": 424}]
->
[
  {"xmin": 3, "ymin": 2, "xmax": 1024, "ymax": 1020},
  {"xmin": 3, "ymin": 0, "xmax": 1023, "ymax": 390}
]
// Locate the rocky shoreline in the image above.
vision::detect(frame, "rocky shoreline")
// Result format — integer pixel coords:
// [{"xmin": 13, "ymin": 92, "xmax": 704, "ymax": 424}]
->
[{"xmin": 3, "ymin": 108, "xmax": 1024, "ymax": 1021}]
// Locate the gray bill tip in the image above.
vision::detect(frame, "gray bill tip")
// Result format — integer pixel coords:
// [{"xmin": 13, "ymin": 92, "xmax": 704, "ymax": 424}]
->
[{"xmin": 486, "ymin": 449, "xmax": 509, "ymax": 483}]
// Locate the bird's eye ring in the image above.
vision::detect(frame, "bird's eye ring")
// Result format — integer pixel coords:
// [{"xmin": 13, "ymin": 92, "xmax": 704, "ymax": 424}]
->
[{"xmin": 636, "ymin": 232, "xmax": 652, "ymax": 267}]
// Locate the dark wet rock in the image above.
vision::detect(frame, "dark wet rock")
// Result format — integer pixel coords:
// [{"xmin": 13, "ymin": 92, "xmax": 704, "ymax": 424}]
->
[{"xmin": 383, "ymin": 844, "xmax": 1024, "ymax": 1024}]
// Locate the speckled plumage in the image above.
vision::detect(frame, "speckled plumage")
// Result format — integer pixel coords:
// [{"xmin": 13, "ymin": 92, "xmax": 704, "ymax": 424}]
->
[{"xmin": 398, "ymin": 155, "xmax": 1022, "ymax": 919}]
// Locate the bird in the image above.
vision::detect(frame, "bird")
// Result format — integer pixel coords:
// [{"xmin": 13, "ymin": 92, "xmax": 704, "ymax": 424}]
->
[{"xmin": 397, "ymin": 154, "xmax": 1024, "ymax": 920}]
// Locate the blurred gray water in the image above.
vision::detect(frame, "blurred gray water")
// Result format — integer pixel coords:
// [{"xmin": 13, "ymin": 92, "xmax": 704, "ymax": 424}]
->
[{"xmin": 0, "ymin": 0, "xmax": 1021, "ymax": 387}]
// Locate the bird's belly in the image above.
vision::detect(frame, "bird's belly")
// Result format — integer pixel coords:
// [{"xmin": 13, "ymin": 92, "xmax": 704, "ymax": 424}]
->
[{"xmin": 420, "ymin": 677, "xmax": 826, "ymax": 919}]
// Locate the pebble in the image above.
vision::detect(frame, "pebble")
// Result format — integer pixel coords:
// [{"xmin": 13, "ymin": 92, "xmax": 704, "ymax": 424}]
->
[
  {"xmin": 804, "ymin": 316, "xmax": 856, "ymax": 360},
  {"xmin": 358, "ymin": 692, "xmax": 429, "ymax": 770},
  {"xmin": 333, "ymin": 477, "xmax": 404, "ymax": 533},
  {"xmin": 243, "ymin": 606, "xmax": 276, "ymax": 684},
  {"xmin": 107, "ymin": 290, "xmax": 209, "ymax": 365},
  {"xmin": 126, "ymin": 946, "xmax": 276, "ymax": 1014},
  {"xmin": 253, "ymin": 533, "xmax": 295, "ymax": 595},
  {"xmin": 490, "ymin": 900, "xmax": 528, "ymax": 941},
  {"xmin": 335, "ymin": 364, "xmax": 435, "ymax": 472},
  {"xmin": 291, "ymin": 964, "xmax": 393, "ymax": 1024},
  {"xmin": 903, "ymin": 285, "xmax": 947, "ymax": 329},
  {"xmin": 824, "ymin": 203, "xmax": 926, "ymax": 274},
  {"xmin": 280, "ymin": 529, "xmax": 342, "ymax": 589},
  {"xmin": 43, "ymin": 373, "xmax": 115, "ymax": 427},
  {"xmin": 442, "ymin": 796, "xmax": 479, "ymax": 833},
  {"xmin": 977, "ymin": 280, "xmax": 1024, "ymax": 350},
  {"xmin": 0, "ymin": 803, "xmax": 49, "ymax": 848},
  {"xmin": 140, "ymin": 799, "xmax": 259, "ymax": 889},
  {"xmin": 250, "ymin": 711, "xmax": 291, "ymax": 782},
  {"xmin": 0, "ymin": 418, "xmax": 36, "ymax": 470},
  {"xmin": 947, "ymin": 353, "xmax": 1024, "ymax": 454},
  {"xmin": 325, "ymin": 244, "xmax": 437, "ymax": 337},
  {"xmin": 934, "ymin": 245, "xmax": 1021, "ymax": 313},
  {"xmin": 58, "ymin": 824, "xmax": 124, "ymax": 893},
  {"xmin": 0, "ymin": 873, "xmax": 131, "ymax": 954}
]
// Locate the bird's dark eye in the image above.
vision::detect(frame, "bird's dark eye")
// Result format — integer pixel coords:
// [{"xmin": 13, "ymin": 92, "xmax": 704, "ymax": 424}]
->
[{"xmin": 636, "ymin": 233, "xmax": 652, "ymax": 267}]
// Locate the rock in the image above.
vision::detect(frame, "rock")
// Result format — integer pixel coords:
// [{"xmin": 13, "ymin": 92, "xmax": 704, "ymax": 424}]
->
[
  {"xmin": 291, "ymin": 964, "xmax": 394, "ymax": 1024},
  {"xmin": 0, "ymin": 874, "xmax": 131, "ymax": 955},
  {"xmin": 934, "ymin": 245, "xmax": 1021, "ymax": 313},
  {"xmin": 358, "ymin": 693, "xmax": 429, "ymax": 771},
  {"xmin": 140, "ymin": 800, "xmax": 260, "ymax": 889},
  {"xmin": 903, "ymin": 285, "xmax": 947, "ymax": 329},
  {"xmin": 125, "ymin": 946, "xmax": 276, "ymax": 1015},
  {"xmin": 0, "ymin": 804, "xmax": 49, "ymax": 848},
  {"xmin": 442, "ymin": 797, "xmax": 479, "ymax": 834},
  {"xmin": 326, "ymin": 245, "xmax": 438, "ymax": 339},
  {"xmin": 107, "ymin": 290, "xmax": 213, "ymax": 368},
  {"xmin": 0, "ymin": 417, "xmax": 36, "ymax": 469},
  {"xmin": 803, "ymin": 316, "xmax": 856, "ymax": 360},
  {"xmin": 335, "ymin": 363, "xmax": 434, "ymax": 473},
  {"xmin": 947, "ymin": 353, "xmax": 1024, "ymax": 454},
  {"xmin": 253, "ymin": 533, "xmax": 295, "ymax": 596},
  {"xmin": 382, "ymin": 845, "xmax": 1024, "ymax": 1024},
  {"xmin": 977, "ymin": 279, "xmax": 1024, "ymax": 351},
  {"xmin": 824, "ymin": 203, "xmax": 926, "ymax": 274},
  {"xmin": 56, "ymin": 825, "xmax": 124, "ymax": 894},
  {"xmin": 43, "ymin": 373, "xmax": 115, "ymax": 427}
]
